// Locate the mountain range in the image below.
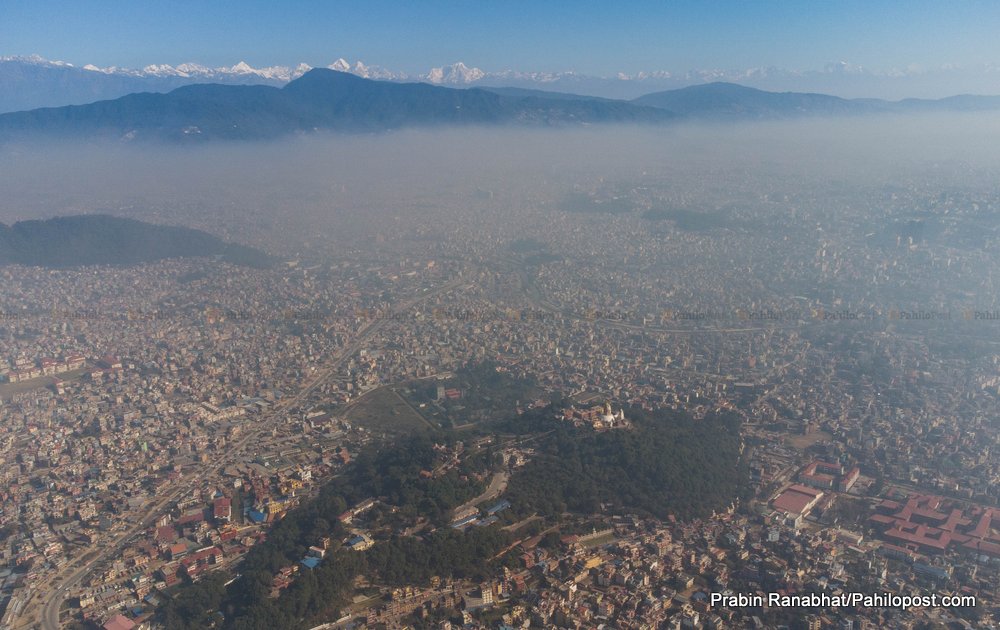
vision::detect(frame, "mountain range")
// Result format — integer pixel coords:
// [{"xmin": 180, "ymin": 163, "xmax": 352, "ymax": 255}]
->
[
  {"xmin": 0, "ymin": 69, "xmax": 675, "ymax": 141},
  {"xmin": 0, "ymin": 56, "xmax": 500, "ymax": 113},
  {"xmin": 2, "ymin": 68, "xmax": 1000, "ymax": 142},
  {"xmin": 6, "ymin": 55, "xmax": 1000, "ymax": 113},
  {"xmin": 631, "ymin": 82, "xmax": 1000, "ymax": 118}
]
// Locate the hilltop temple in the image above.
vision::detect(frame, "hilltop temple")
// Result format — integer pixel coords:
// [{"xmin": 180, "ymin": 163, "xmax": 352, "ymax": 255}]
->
[{"xmin": 561, "ymin": 401, "xmax": 629, "ymax": 431}]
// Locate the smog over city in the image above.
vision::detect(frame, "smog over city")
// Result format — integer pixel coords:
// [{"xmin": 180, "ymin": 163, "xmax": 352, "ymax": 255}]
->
[{"xmin": 1, "ymin": 3, "xmax": 1000, "ymax": 630}]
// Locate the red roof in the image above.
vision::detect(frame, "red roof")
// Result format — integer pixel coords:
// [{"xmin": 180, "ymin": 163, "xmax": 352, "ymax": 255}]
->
[
  {"xmin": 177, "ymin": 510, "xmax": 206, "ymax": 525},
  {"xmin": 155, "ymin": 525, "xmax": 177, "ymax": 542},
  {"xmin": 181, "ymin": 546, "xmax": 223, "ymax": 568},
  {"xmin": 884, "ymin": 525, "xmax": 950, "ymax": 551},
  {"xmin": 772, "ymin": 487, "xmax": 822, "ymax": 515},
  {"xmin": 213, "ymin": 497, "xmax": 232, "ymax": 519},
  {"xmin": 971, "ymin": 509, "xmax": 996, "ymax": 539},
  {"xmin": 942, "ymin": 508, "xmax": 967, "ymax": 532},
  {"xmin": 786, "ymin": 484, "xmax": 823, "ymax": 497},
  {"xmin": 103, "ymin": 615, "xmax": 135, "ymax": 630}
]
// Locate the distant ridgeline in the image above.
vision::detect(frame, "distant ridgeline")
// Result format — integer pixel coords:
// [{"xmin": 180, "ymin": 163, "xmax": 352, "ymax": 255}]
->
[
  {"xmin": 0, "ymin": 214, "xmax": 272, "ymax": 268},
  {"xmin": 0, "ymin": 69, "xmax": 673, "ymax": 141},
  {"xmin": 3, "ymin": 70, "xmax": 1000, "ymax": 142}
]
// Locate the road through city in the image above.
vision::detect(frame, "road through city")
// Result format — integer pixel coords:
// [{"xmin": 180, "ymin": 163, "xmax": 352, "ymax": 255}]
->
[{"xmin": 30, "ymin": 274, "xmax": 465, "ymax": 630}]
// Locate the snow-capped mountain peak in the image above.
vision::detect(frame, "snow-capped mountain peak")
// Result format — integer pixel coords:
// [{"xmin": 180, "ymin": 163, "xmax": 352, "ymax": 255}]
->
[
  {"xmin": 175, "ymin": 62, "xmax": 213, "ymax": 76},
  {"xmin": 228, "ymin": 61, "xmax": 256, "ymax": 75},
  {"xmin": 328, "ymin": 58, "xmax": 351, "ymax": 72},
  {"xmin": 142, "ymin": 64, "xmax": 182, "ymax": 77},
  {"xmin": 1, "ymin": 54, "xmax": 74, "ymax": 68},
  {"xmin": 424, "ymin": 62, "xmax": 485, "ymax": 84}
]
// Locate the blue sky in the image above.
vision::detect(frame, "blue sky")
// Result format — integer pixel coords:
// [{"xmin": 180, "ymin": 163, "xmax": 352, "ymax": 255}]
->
[{"xmin": 3, "ymin": 0, "xmax": 1000, "ymax": 75}]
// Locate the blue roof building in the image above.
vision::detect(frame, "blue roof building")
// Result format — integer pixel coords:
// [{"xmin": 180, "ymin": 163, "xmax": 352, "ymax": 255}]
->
[
  {"xmin": 485, "ymin": 499, "xmax": 511, "ymax": 515},
  {"xmin": 301, "ymin": 556, "xmax": 321, "ymax": 569}
]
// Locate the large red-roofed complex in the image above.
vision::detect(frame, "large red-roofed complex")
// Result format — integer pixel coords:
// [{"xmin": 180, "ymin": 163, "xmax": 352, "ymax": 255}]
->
[
  {"xmin": 870, "ymin": 494, "xmax": 1000, "ymax": 558},
  {"xmin": 772, "ymin": 484, "xmax": 824, "ymax": 516},
  {"xmin": 797, "ymin": 460, "xmax": 861, "ymax": 493}
]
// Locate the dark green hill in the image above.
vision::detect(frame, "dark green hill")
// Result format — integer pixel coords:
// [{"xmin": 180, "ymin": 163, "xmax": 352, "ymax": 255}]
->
[
  {"xmin": 9, "ymin": 68, "xmax": 1000, "ymax": 142},
  {"xmin": 894, "ymin": 93, "xmax": 1000, "ymax": 112},
  {"xmin": 633, "ymin": 81, "xmax": 881, "ymax": 119},
  {"xmin": 7, "ymin": 72, "xmax": 1000, "ymax": 141},
  {"xmin": 632, "ymin": 81, "xmax": 1000, "ymax": 119},
  {"xmin": 0, "ymin": 215, "xmax": 272, "ymax": 268},
  {"xmin": 504, "ymin": 407, "xmax": 748, "ymax": 520},
  {"xmin": 0, "ymin": 69, "xmax": 673, "ymax": 141}
]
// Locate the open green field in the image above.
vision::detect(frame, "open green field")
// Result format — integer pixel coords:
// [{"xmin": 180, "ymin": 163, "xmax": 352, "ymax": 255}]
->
[
  {"xmin": 785, "ymin": 430, "xmax": 833, "ymax": 451},
  {"xmin": 345, "ymin": 386, "xmax": 433, "ymax": 433}
]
